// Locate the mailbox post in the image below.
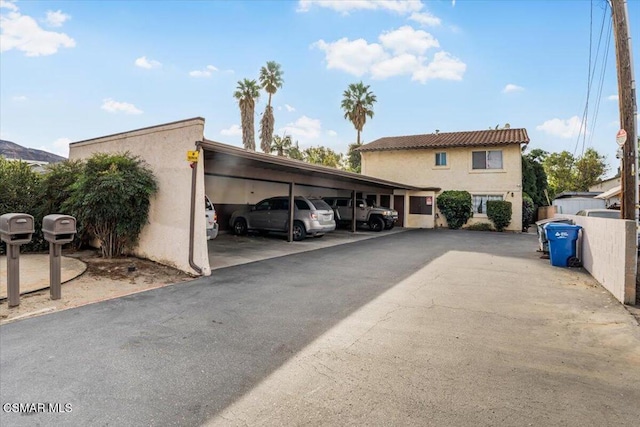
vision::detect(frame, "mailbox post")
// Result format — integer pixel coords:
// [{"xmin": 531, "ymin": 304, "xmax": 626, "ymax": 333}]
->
[
  {"xmin": 0, "ymin": 213, "xmax": 35, "ymax": 307},
  {"xmin": 42, "ymin": 214, "xmax": 77, "ymax": 300}
]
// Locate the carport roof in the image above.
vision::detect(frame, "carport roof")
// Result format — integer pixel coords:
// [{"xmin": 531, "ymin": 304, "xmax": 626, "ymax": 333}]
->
[{"xmin": 200, "ymin": 139, "xmax": 434, "ymax": 192}]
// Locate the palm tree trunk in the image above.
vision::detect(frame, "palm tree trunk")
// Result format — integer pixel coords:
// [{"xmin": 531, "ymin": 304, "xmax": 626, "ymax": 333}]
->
[{"xmin": 357, "ymin": 130, "xmax": 361, "ymax": 145}]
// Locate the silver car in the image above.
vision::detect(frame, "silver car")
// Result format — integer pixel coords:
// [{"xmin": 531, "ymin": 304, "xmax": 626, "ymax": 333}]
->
[{"xmin": 229, "ymin": 196, "xmax": 336, "ymax": 241}]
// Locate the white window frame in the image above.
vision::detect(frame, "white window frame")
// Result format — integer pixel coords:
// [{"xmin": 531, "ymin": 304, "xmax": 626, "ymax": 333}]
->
[
  {"xmin": 472, "ymin": 150, "xmax": 503, "ymax": 170},
  {"xmin": 472, "ymin": 194, "xmax": 504, "ymax": 216},
  {"xmin": 434, "ymin": 151, "xmax": 447, "ymax": 167}
]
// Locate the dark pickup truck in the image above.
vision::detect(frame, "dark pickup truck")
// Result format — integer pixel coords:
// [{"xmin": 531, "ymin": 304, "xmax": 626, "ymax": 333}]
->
[{"xmin": 322, "ymin": 197, "xmax": 398, "ymax": 231}]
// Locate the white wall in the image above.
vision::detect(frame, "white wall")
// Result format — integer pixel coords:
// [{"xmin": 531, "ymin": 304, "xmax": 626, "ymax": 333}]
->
[
  {"xmin": 69, "ymin": 118, "xmax": 210, "ymax": 276},
  {"xmin": 561, "ymin": 214, "xmax": 636, "ymax": 304},
  {"xmin": 553, "ymin": 198, "xmax": 606, "ymax": 214},
  {"xmin": 205, "ymin": 175, "xmax": 341, "ymax": 205}
]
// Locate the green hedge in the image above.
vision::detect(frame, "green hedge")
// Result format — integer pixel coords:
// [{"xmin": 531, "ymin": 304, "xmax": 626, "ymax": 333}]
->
[
  {"xmin": 436, "ymin": 190, "xmax": 473, "ymax": 229},
  {"xmin": 1, "ymin": 153, "xmax": 157, "ymax": 258},
  {"xmin": 0, "ymin": 158, "xmax": 45, "ymax": 254},
  {"xmin": 487, "ymin": 200, "xmax": 512, "ymax": 231}
]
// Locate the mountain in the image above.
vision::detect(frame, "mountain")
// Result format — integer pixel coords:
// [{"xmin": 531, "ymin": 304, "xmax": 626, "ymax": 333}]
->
[{"xmin": 0, "ymin": 140, "xmax": 66, "ymax": 163}]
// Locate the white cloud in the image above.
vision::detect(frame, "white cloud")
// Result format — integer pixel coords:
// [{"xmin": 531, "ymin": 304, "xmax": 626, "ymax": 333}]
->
[
  {"xmin": 0, "ymin": 1, "xmax": 18, "ymax": 12},
  {"xmin": 0, "ymin": 2, "xmax": 75, "ymax": 56},
  {"xmin": 327, "ymin": 130, "xmax": 338, "ymax": 137},
  {"xmin": 452, "ymin": 0, "xmax": 456, "ymax": 6},
  {"xmin": 313, "ymin": 38, "xmax": 386, "ymax": 76},
  {"xmin": 101, "ymin": 98, "xmax": 143, "ymax": 115},
  {"xmin": 379, "ymin": 25, "xmax": 439, "ymax": 55},
  {"xmin": 52, "ymin": 137, "xmax": 71, "ymax": 157},
  {"xmin": 608, "ymin": 94, "xmax": 619, "ymax": 101},
  {"xmin": 135, "ymin": 56, "xmax": 161, "ymax": 69},
  {"xmin": 536, "ymin": 116, "xmax": 587, "ymax": 139},
  {"xmin": 502, "ymin": 83, "xmax": 524, "ymax": 94},
  {"xmin": 285, "ymin": 104, "xmax": 296, "ymax": 112},
  {"xmin": 371, "ymin": 53, "xmax": 420, "ymax": 79},
  {"xmin": 408, "ymin": 12, "xmax": 441, "ymax": 27},
  {"xmin": 279, "ymin": 116, "xmax": 322, "ymax": 140},
  {"xmin": 220, "ymin": 124, "xmax": 242, "ymax": 136},
  {"xmin": 411, "ymin": 51, "xmax": 466, "ymax": 82},
  {"xmin": 313, "ymin": 26, "xmax": 465, "ymax": 83},
  {"xmin": 12, "ymin": 95, "xmax": 27, "ymax": 101},
  {"xmin": 45, "ymin": 10, "xmax": 70, "ymax": 27},
  {"xmin": 297, "ymin": 0, "xmax": 424, "ymax": 15},
  {"xmin": 189, "ymin": 65, "xmax": 218, "ymax": 78}
]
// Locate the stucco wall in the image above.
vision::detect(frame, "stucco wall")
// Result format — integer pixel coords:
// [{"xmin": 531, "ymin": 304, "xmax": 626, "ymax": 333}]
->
[
  {"xmin": 204, "ymin": 175, "xmax": 341, "ymax": 205},
  {"xmin": 69, "ymin": 118, "xmax": 210, "ymax": 276},
  {"xmin": 362, "ymin": 144, "xmax": 523, "ymax": 231},
  {"xmin": 561, "ymin": 214, "xmax": 636, "ymax": 304}
]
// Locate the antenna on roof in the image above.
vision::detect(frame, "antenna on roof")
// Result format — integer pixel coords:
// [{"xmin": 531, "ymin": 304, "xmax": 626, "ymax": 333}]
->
[
  {"xmin": 504, "ymin": 123, "xmax": 511, "ymax": 129},
  {"xmin": 435, "ymin": 129, "xmax": 440, "ymax": 134}
]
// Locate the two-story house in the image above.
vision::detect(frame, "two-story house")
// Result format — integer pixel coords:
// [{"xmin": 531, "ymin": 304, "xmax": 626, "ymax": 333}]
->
[{"xmin": 359, "ymin": 128, "xmax": 529, "ymax": 231}]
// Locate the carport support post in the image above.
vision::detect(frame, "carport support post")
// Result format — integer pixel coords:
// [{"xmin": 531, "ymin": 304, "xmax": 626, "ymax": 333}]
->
[
  {"xmin": 351, "ymin": 190, "xmax": 357, "ymax": 233},
  {"xmin": 7, "ymin": 244, "xmax": 20, "ymax": 307},
  {"xmin": 49, "ymin": 243, "xmax": 62, "ymax": 300},
  {"xmin": 288, "ymin": 182, "xmax": 295, "ymax": 242}
]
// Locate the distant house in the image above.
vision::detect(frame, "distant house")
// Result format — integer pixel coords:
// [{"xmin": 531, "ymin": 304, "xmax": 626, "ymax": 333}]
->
[
  {"xmin": 359, "ymin": 128, "xmax": 529, "ymax": 231},
  {"xmin": 589, "ymin": 176, "xmax": 621, "ymax": 193},
  {"xmin": 552, "ymin": 191, "xmax": 606, "ymax": 214},
  {"xmin": 590, "ymin": 176, "xmax": 622, "ymax": 209}
]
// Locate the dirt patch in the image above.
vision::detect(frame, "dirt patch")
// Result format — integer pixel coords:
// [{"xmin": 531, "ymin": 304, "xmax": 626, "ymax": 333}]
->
[{"xmin": 0, "ymin": 250, "xmax": 193, "ymax": 324}]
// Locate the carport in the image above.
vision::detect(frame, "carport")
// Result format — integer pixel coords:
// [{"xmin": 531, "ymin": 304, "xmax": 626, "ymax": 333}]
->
[
  {"xmin": 68, "ymin": 118, "xmax": 437, "ymax": 277},
  {"xmin": 199, "ymin": 139, "xmax": 422, "ymax": 241}
]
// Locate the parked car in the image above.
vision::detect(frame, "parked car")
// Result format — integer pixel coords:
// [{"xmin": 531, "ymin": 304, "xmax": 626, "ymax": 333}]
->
[
  {"xmin": 322, "ymin": 197, "xmax": 398, "ymax": 231},
  {"xmin": 575, "ymin": 209, "xmax": 621, "ymax": 219},
  {"xmin": 229, "ymin": 196, "xmax": 336, "ymax": 241},
  {"xmin": 205, "ymin": 195, "xmax": 218, "ymax": 240}
]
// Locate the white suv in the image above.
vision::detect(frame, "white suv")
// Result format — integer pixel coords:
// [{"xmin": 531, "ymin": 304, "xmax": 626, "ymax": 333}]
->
[
  {"xmin": 205, "ymin": 195, "xmax": 218, "ymax": 240},
  {"xmin": 229, "ymin": 196, "xmax": 336, "ymax": 241}
]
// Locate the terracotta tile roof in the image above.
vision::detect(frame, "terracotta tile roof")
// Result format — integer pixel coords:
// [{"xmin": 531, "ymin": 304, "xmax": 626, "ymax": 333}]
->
[{"xmin": 358, "ymin": 128, "xmax": 529, "ymax": 152}]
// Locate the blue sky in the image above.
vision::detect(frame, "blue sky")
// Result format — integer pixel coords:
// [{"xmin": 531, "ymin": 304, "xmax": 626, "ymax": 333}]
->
[{"xmin": 1, "ymin": 0, "xmax": 638, "ymax": 177}]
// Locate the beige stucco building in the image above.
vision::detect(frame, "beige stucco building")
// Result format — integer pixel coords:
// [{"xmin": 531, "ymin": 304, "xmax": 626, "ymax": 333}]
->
[{"xmin": 360, "ymin": 128, "xmax": 529, "ymax": 231}]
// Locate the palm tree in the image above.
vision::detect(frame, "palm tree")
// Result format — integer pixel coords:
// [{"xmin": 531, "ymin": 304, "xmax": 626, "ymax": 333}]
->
[
  {"xmin": 259, "ymin": 61, "xmax": 284, "ymax": 153},
  {"xmin": 270, "ymin": 133, "xmax": 292, "ymax": 156},
  {"xmin": 341, "ymin": 82, "xmax": 377, "ymax": 146},
  {"xmin": 233, "ymin": 79, "xmax": 260, "ymax": 151}
]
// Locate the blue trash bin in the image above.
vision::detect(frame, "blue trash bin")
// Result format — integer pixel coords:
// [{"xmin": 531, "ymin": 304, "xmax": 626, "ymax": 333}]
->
[{"xmin": 544, "ymin": 223, "xmax": 582, "ymax": 267}]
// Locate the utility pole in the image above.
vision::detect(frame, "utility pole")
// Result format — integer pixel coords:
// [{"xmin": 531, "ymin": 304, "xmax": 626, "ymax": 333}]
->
[{"xmin": 611, "ymin": 0, "xmax": 638, "ymax": 221}]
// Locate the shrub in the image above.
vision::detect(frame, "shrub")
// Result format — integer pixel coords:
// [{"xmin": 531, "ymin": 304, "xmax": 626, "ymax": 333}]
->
[
  {"xmin": 38, "ymin": 160, "xmax": 86, "ymax": 248},
  {"xmin": 39, "ymin": 160, "xmax": 84, "ymax": 216},
  {"xmin": 64, "ymin": 152, "xmax": 158, "ymax": 258},
  {"xmin": 0, "ymin": 158, "xmax": 45, "ymax": 254},
  {"xmin": 436, "ymin": 190, "xmax": 473, "ymax": 229},
  {"xmin": 487, "ymin": 200, "xmax": 512, "ymax": 231},
  {"xmin": 522, "ymin": 193, "xmax": 535, "ymax": 231},
  {"xmin": 466, "ymin": 222, "xmax": 494, "ymax": 231}
]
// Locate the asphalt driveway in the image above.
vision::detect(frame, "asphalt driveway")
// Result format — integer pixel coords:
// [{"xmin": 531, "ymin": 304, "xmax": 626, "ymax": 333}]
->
[{"xmin": 1, "ymin": 229, "xmax": 639, "ymax": 426}]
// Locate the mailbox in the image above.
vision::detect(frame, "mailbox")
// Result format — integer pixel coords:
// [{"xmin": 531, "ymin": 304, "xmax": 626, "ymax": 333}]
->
[
  {"xmin": 43, "ymin": 214, "xmax": 77, "ymax": 244},
  {"xmin": 0, "ymin": 213, "xmax": 35, "ymax": 245}
]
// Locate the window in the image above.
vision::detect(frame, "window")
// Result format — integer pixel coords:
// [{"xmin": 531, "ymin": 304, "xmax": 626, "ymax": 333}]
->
[
  {"xmin": 409, "ymin": 196, "xmax": 433, "ymax": 215},
  {"xmin": 295, "ymin": 200, "xmax": 310, "ymax": 210},
  {"xmin": 435, "ymin": 152, "xmax": 447, "ymax": 166},
  {"xmin": 472, "ymin": 195, "xmax": 503, "ymax": 214},
  {"xmin": 336, "ymin": 199, "xmax": 349, "ymax": 207},
  {"xmin": 271, "ymin": 199, "xmax": 289, "ymax": 211},
  {"xmin": 472, "ymin": 150, "xmax": 503, "ymax": 169},
  {"xmin": 255, "ymin": 200, "xmax": 271, "ymax": 211}
]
